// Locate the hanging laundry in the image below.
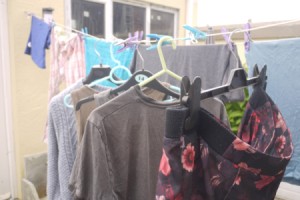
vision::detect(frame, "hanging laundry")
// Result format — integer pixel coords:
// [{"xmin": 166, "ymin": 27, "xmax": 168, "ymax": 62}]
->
[
  {"xmin": 130, "ymin": 45, "xmax": 245, "ymax": 103},
  {"xmin": 48, "ymin": 26, "xmax": 86, "ymax": 103},
  {"xmin": 69, "ymin": 85, "xmax": 233, "ymax": 200},
  {"xmin": 156, "ymin": 85, "xmax": 293, "ymax": 199},
  {"xmin": 24, "ymin": 15, "xmax": 52, "ymax": 69},
  {"xmin": 70, "ymin": 86, "xmax": 116, "ymax": 143},
  {"xmin": 84, "ymin": 37, "xmax": 135, "ymax": 87},
  {"xmin": 47, "ymin": 79, "xmax": 108, "ymax": 200},
  {"xmin": 246, "ymin": 38, "xmax": 300, "ymax": 184},
  {"xmin": 68, "ymin": 86, "xmax": 179, "ymax": 200}
]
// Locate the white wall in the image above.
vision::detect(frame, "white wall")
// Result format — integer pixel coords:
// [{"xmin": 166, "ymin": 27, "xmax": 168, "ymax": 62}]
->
[
  {"xmin": 198, "ymin": 0, "xmax": 300, "ymax": 26},
  {"xmin": 0, "ymin": 0, "xmax": 17, "ymax": 197}
]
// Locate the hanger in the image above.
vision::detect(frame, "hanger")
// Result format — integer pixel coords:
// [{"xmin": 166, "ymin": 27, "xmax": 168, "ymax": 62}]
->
[
  {"xmin": 138, "ymin": 36, "xmax": 182, "ymax": 88},
  {"xmin": 146, "ymin": 34, "xmax": 172, "ymax": 50},
  {"xmin": 110, "ymin": 44, "xmax": 180, "ymax": 98},
  {"xmin": 83, "ymin": 40, "xmax": 121, "ymax": 85},
  {"xmin": 200, "ymin": 65, "xmax": 267, "ymax": 99},
  {"xmin": 73, "ymin": 65, "xmax": 132, "ymax": 110},
  {"xmin": 87, "ymin": 65, "xmax": 131, "ymax": 88},
  {"xmin": 180, "ymin": 65, "xmax": 268, "ymax": 130},
  {"xmin": 180, "ymin": 76, "xmax": 201, "ymax": 130}
]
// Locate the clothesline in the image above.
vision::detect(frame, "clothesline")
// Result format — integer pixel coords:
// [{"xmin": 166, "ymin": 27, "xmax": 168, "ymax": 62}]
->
[
  {"xmin": 207, "ymin": 18, "xmax": 300, "ymax": 37},
  {"xmin": 25, "ymin": 11, "xmax": 300, "ymax": 43}
]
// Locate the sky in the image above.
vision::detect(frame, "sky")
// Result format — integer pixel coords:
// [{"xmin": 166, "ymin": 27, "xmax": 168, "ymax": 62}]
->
[{"xmin": 197, "ymin": 0, "xmax": 300, "ymax": 26}]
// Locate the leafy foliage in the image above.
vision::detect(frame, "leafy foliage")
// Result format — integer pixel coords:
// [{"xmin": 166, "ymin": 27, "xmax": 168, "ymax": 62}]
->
[{"xmin": 225, "ymin": 89, "xmax": 249, "ymax": 134}]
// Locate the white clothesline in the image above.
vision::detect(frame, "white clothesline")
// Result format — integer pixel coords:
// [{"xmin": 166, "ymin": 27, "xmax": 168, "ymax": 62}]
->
[{"xmin": 24, "ymin": 11, "xmax": 300, "ymax": 43}]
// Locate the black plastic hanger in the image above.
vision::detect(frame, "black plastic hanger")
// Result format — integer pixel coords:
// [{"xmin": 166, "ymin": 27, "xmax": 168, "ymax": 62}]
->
[
  {"xmin": 200, "ymin": 65, "xmax": 267, "ymax": 100},
  {"xmin": 110, "ymin": 70, "xmax": 180, "ymax": 98},
  {"xmin": 180, "ymin": 65, "xmax": 267, "ymax": 130},
  {"xmin": 83, "ymin": 65, "xmax": 121, "ymax": 85},
  {"xmin": 77, "ymin": 65, "xmax": 119, "ymax": 111}
]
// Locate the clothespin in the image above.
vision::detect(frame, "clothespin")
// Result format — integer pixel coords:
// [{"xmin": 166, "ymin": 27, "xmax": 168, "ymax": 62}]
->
[
  {"xmin": 221, "ymin": 27, "xmax": 234, "ymax": 51},
  {"xmin": 115, "ymin": 31, "xmax": 143, "ymax": 53},
  {"xmin": 180, "ymin": 76, "xmax": 201, "ymax": 131},
  {"xmin": 183, "ymin": 25, "xmax": 207, "ymax": 42},
  {"xmin": 79, "ymin": 27, "xmax": 88, "ymax": 39},
  {"xmin": 243, "ymin": 20, "xmax": 252, "ymax": 52},
  {"xmin": 146, "ymin": 34, "xmax": 171, "ymax": 50}
]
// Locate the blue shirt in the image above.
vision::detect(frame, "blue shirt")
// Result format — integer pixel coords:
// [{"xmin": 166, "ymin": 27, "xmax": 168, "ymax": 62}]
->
[
  {"xmin": 246, "ymin": 38, "xmax": 300, "ymax": 184},
  {"xmin": 84, "ymin": 37, "xmax": 135, "ymax": 87},
  {"xmin": 25, "ymin": 16, "xmax": 52, "ymax": 69}
]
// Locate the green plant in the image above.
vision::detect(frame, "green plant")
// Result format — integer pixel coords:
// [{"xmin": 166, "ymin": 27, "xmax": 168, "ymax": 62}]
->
[{"xmin": 225, "ymin": 89, "xmax": 249, "ymax": 134}]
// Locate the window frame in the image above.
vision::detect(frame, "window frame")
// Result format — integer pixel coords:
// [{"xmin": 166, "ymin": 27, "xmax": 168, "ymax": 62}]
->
[
  {"xmin": 149, "ymin": 4, "xmax": 178, "ymax": 37},
  {"xmin": 66, "ymin": 0, "xmax": 178, "ymax": 39},
  {"xmin": 112, "ymin": 0, "xmax": 148, "ymax": 39}
]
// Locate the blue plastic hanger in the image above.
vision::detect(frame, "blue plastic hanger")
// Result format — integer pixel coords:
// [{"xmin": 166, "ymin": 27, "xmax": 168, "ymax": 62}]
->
[
  {"xmin": 63, "ymin": 65, "xmax": 132, "ymax": 108},
  {"xmin": 146, "ymin": 34, "xmax": 172, "ymax": 50}
]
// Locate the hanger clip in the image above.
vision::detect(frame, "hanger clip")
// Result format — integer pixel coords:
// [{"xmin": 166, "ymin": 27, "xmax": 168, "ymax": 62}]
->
[
  {"xmin": 183, "ymin": 25, "xmax": 207, "ymax": 42},
  {"xmin": 253, "ymin": 64, "xmax": 267, "ymax": 90},
  {"xmin": 180, "ymin": 76, "xmax": 201, "ymax": 131},
  {"xmin": 146, "ymin": 34, "xmax": 171, "ymax": 50}
]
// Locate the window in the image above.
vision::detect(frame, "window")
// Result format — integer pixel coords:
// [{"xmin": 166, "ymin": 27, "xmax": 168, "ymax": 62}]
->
[
  {"xmin": 71, "ymin": 0, "xmax": 105, "ymax": 38},
  {"xmin": 113, "ymin": 2, "xmax": 146, "ymax": 39},
  {"xmin": 150, "ymin": 9, "xmax": 175, "ymax": 36},
  {"xmin": 70, "ymin": 0, "xmax": 178, "ymax": 39}
]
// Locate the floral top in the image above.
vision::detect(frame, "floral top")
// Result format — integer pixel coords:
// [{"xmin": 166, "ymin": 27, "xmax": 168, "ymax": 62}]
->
[{"xmin": 156, "ymin": 86, "xmax": 293, "ymax": 200}]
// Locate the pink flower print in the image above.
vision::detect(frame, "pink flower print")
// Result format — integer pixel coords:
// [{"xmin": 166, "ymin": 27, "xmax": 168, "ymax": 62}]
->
[
  {"xmin": 275, "ymin": 135, "xmax": 286, "ymax": 154},
  {"xmin": 233, "ymin": 138, "xmax": 256, "ymax": 153},
  {"xmin": 181, "ymin": 143, "xmax": 195, "ymax": 172},
  {"xmin": 234, "ymin": 175, "xmax": 241, "ymax": 185},
  {"xmin": 159, "ymin": 149, "xmax": 171, "ymax": 176},
  {"xmin": 276, "ymin": 113, "xmax": 287, "ymax": 132},
  {"xmin": 211, "ymin": 175, "xmax": 222, "ymax": 187},
  {"xmin": 255, "ymin": 175, "xmax": 275, "ymax": 190},
  {"xmin": 238, "ymin": 162, "xmax": 261, "ymax": 175}
]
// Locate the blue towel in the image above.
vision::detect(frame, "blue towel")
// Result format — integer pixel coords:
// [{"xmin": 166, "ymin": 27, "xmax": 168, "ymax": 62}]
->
[
  {"xmin": 246, "ymin": 38, "xmax": 300, "ymax": 184},
  {"xmin": 25, "ymin": 16, "xmax": 52, "ymax": 69},
  {"xmin": 84, "ymin": 37, "xmax": 134, "ymax": 87}
]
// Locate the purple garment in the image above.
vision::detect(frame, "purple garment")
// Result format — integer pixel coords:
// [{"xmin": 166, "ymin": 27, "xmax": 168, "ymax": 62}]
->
[
  {"xmin": 156, "ymin": 86, "xmax": 293, "ymax": 200},
  {"xmin": 25, "ymin": 16, "xmax": 52, "ymax": 69}
]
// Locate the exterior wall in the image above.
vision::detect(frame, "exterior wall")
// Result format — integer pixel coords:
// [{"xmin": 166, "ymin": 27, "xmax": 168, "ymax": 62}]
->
[
  {"xmin": 7, "ymin": 0, "xmax": 64, "ymax": 198},
  {"xmin": 0, "ymin": 0, "xmax": 16, "ymax": 197}
]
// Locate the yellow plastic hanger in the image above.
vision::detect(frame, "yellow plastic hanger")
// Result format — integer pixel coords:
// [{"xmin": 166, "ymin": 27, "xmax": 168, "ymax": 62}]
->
[{"xmin": 138, "ymin": 36, "xmax": 182, "ymax": 87}]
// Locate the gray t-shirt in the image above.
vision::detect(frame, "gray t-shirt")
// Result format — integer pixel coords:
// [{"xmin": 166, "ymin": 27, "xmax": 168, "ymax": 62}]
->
[
  {"xmin": 69, "ymin": 86, "xmax": 230, "ymax": 200},
  {"xmin": 69, "ymin": 86, "xmax": 178, "ymax": 200},
  {"xmin": 131, "ymin": 44, "xmax": 245, "ymax": 103}
]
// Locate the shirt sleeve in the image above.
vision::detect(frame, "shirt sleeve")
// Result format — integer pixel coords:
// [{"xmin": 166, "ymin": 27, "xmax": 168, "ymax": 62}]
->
[
  {"xmin": 47, "ymin": 101, "xmax": 61, "ymax": 200},
  {"xmin": 69, "ymin": 120, "xmax": 115, "ymax": 200}
]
